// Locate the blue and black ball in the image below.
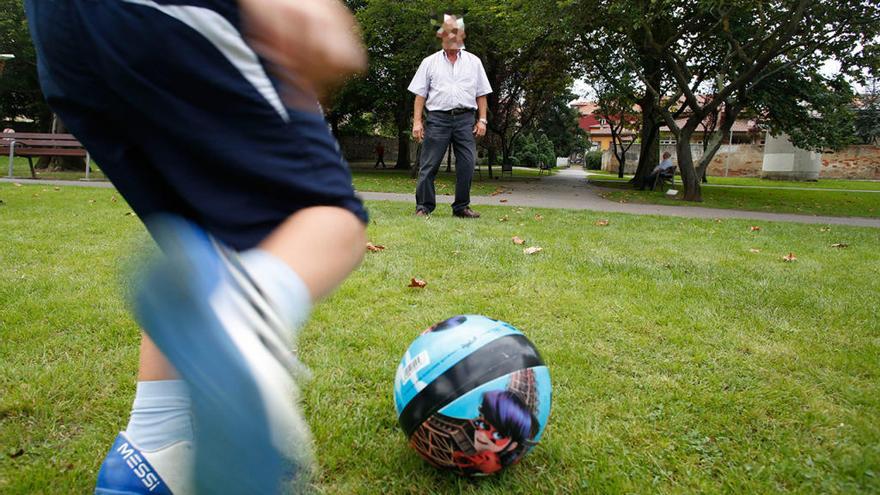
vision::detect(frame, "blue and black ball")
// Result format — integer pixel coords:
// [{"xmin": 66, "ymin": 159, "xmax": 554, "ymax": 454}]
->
[{"xmin": 393, "ymin": 315, "xmax": 551, "ymax": 476}]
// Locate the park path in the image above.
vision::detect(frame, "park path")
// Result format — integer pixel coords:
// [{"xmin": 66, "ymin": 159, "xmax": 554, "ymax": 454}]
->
[{"xmin": 3, "ymin": 170, "xmax": 879, "ymax": 228}]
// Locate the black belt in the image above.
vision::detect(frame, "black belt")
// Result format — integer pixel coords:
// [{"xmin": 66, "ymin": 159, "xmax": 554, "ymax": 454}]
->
[{"xmin": 430, "ymin": 108, "xmax": 475, "ymax": 115}]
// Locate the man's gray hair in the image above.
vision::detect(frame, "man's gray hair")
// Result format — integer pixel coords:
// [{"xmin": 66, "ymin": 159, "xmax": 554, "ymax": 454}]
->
[{"xmin": 438, "ymin": 14, "xmax": 465, "ymax": 34}]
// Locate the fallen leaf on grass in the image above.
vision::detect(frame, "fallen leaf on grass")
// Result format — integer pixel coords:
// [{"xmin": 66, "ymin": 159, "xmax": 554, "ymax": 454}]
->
[
  {"xmin": 124, "ymin": 211, "xmax": 135, "ymax": 216},
  {"xmin": 110, "ymin": 196, "xmax": 118, "ymax": 203},
  {"xmin": 490, "ymin": 188, "xmax": 505, "ymax": 196},
  {"xmin": 9, "ymin": 448, "xmax": 24, "ymax": 458},
  {"xmin": 749, "ymin": 226, "xmax": 761, "ymax": 232},
  {"xmin": 53, "ymin": 187, "xmax": 60, "ymax": 191},
  {"xmin": 714, "ymin": 218, "xmax": 723, "ymax": 223},
  {"xmin": 498, "ymin": 215, "xmax": 509, "ymax": 222},
  {"xmin": 782, "ymin": 252, "xmax": 797, "ymax": 262},
  {"xmin": 749, "ymin": 248, "xmax": 761, "ymax": 253},
  {"xmin": 820, "ymin": 227, "xmax": 831, "ymax": 232},
  {"xmin": 88, "ymin": 199, "xmax": 96, "ymax": 204},
  {"xmin": 830, "ymin": 243, "xmax": 848, "ymax": 248},
  {"xmin": 595, "ymin": 219, "xmax": 610, "ymax": 226},
  {"xmin": 512, "ymin": 236, "xmax": 525, "ymax": 245},
  {"xmin": 534, "ymin": 214, "xmax": 544, "ymax": 221},
  {"xmin": 408, "ymin": 277, "xmax": 427, "ymax": 288},
  {"xmin": 366, "ymin": 242, "xmax": 385, "ymax": 252},
  {"xmin": 499, "ymin": 199, "xmax": 508, "ymax": 203},
  {"xmin": 523, "ymin": 246, "xmax": 543, "ymax": 255}
]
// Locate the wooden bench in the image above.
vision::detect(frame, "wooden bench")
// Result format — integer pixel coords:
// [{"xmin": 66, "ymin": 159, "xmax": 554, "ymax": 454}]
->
[
  {"xmin": 651, "ymin": 167, "xmax": 676, "ymax": 191},
  {"xmin": 1, "ymin": 132, "xmax": 91, "ymax": 179}
]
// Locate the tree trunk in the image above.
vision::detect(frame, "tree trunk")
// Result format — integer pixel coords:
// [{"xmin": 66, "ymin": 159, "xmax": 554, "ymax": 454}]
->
[
  {"xmin": 676, "ymin": 128, "xmax": 702, "ymax": 201},
  {"xmin": 394, "ymin": 96, "xmax": 412, "ymax": 170},
  {"xmin": 632, "ymin": 101, "xmax": 660, "ymax": 185},
  {"xmin": 38, "ymin": 115, "xmax": 85, "ymax": 170}
]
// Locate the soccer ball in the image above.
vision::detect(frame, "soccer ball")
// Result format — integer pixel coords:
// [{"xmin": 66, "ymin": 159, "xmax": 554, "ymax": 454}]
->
[{"xmin": 393, "ymin": 315, "xmax": 551, "ymax": 476}]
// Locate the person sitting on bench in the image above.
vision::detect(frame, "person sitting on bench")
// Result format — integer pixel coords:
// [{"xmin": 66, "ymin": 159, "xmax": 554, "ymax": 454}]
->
[{"xmin": 640, "ymin": 151, "xmax": 675, "ymax": 190}]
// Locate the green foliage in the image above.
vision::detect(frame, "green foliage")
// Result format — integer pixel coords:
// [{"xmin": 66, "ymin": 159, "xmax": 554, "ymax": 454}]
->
[
  {"xmin": 523, "ymin": 89, "xmax": 588, "ymax": 157},
  {"xmin": 752, "ymin": 68, "xmax": 858, "ymax": 151},
  {"xmin": 585, "ymin": 150, "xmax": 602, "ymax": 170},
  {"xmin": 0, "ymin": 0, "xmax": 51, "ymax": 129},
  {"xmin": 854, "ymin": 77, "xmax": 880, "ymax": 145},
  {"xmin": 514, "ymin": 132, "xmax": 554, "ymax": 168}
]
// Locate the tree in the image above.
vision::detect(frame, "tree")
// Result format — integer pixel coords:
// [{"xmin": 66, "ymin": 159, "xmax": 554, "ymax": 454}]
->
[
  {"xmin": 574, "ymin": 0, "xmax": 880, "ymax": 200},
  {"xmin": 0, "ymin": 0, "xmax": 51, "ymax": 129},
  {"xmin": 522, "ymin": 90, "xmax": 588, "ymax": 159},
  {"xmin": 854, "ymin": 76, "xmax": 880, "ymax": 145},
  {"xmin": 594, "ymin": 81, "xmax": 640, "ymax": 178}
]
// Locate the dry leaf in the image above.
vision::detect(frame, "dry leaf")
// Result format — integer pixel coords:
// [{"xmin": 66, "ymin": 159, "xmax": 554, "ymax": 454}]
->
[
  {"xmin": 490, "ymin": 188, "xmax": 504, "ymax": 196},
  {"xmin": 714, "ymin": 218, "xmax": 723, "ymax": 223},
  {"xmin": 124, "ymin": 211, "xmax": 135, "ymax": 216},
  {"xmin": 499, "ymin": 199, "xmax": 508, "ymax": 203},
  {"xmin": 523, "ymin": 246, "xmax": 543, "ymax": 255},
  {"xmin": 110, "ymin": 196, "xmax": 118, "ymax": 202},
  {"xmin": 782, "ymin": 252, "xmax": 797, "ymax": 262},
  {"xmin": 408, "ymin": 277, "xmax": 427, "ymax": 288},
  {"xmin": 534, "ymin": 214, "xmax": 544, "ymax": 221},
  {"xmin": 365, "ymin": 242, "xmax": 385, "ymax": 252},
  {"xmin": 53, "ymin": 187, "xmax": 60, "ymax": 191},
  {"xmin": 88, "ymin": 199, "xmax": 96, "ymax": 204},
  {"xmin": 749, "ymin": 248, "xmax": 761, "ymax": 253},
  {"xmin": 498, "ymin": 215, "xmax": 509, "ymax": 222},
  {"xmin": 749, "ymin": 226, "xmax": 761, "ymax": 232},
  {"xmin": 830, "ymin": 243, "xmax": 848, "ymax": 248},
  {"xmin": 820, "ymin": 227, "xmax": 831, "ymax": 232},
  {"xmin": 595, "ymin": 219, "xmax": 610, "ymax": 226},
  {"xmin": 512, "ymin": 236, "xmax": 525, "ymax": 245}
]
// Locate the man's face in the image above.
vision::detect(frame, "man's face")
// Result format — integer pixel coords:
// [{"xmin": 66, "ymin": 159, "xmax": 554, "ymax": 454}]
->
[{"xmin": 438, "ymin": 18, "xmax": 465, "ymax": 50}]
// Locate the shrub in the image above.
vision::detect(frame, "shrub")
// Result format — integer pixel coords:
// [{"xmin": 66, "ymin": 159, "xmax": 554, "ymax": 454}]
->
[{"xmin": 585, "ymin": 151, "xmax": 603, "ymax": 170}]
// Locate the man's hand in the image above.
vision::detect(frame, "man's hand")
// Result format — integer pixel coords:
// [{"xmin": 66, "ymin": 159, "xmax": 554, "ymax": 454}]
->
[
  {"xmin": 239, "ymin": 0, "xmax": 366, "ymax": 107},
  {"xmin": 473, "ymin": 120, "xmax": 487, "ymax": 138},
  {"xmin": 412, "ymin": 123, "xmax": 425, "ymax": 143}
]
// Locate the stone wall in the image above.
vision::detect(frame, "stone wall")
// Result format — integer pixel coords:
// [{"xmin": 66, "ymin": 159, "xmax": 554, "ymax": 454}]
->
[
  {"xmin": 337, "ymin": 135, "xmax": 401, "ymax": 162},
  {"xmin": 602, "ymin": 144, "xmax": 880, "ymax": 179},
  {"xmin": 820, "ymin": 145, "xmax": 880, "ymax": 179}
]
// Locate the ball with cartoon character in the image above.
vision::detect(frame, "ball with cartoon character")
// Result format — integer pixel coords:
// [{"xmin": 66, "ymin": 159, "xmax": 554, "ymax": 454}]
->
[{"xmin": 393, "ymin": 315, "xmax": 552, "ymax": 476}]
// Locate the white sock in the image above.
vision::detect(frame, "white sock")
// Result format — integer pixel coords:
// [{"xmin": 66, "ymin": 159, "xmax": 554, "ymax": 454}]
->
[
  {"xmin": 125, "ymin": 380, "xmax": 193, "ymax": 451},
  {"xmin": 238, "ymin": 248, "xmax": 312, "ymax": 332}
]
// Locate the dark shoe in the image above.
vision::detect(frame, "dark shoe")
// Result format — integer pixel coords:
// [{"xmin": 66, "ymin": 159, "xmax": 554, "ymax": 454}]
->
[
  {"xmin": 414, "ymin": 209, "xmax": 429, "ymax": 217},
  {"xmin": 453, "ymin": 208, "xmax": 481, "ymax": 218}
]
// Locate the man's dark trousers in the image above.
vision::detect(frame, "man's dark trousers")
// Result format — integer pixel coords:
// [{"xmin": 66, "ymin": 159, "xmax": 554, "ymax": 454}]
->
[{"xmin": 415, "ymin": 110, "xmax": 476, "ymax": 214}]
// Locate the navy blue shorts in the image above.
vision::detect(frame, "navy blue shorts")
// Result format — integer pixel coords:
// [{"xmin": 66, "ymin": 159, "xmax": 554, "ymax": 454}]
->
[{"xmin": 26, "ymin": 0, "xmax": 367, "ymax": 250}]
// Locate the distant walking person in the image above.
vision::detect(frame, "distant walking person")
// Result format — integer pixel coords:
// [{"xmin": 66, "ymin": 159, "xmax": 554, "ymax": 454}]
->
[
  {"xmin": 374, "ymin": 141, "xmax": 386, "ymax": 168},
  {"xmin": 409, "ymin": 14, "xmax": 491, "ymax": 218}
]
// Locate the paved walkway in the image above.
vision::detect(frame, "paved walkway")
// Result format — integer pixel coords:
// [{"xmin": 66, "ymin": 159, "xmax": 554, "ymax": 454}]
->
[{"xmin": 4, "ymin": 170, "xmax": 879, "ymax": 228}]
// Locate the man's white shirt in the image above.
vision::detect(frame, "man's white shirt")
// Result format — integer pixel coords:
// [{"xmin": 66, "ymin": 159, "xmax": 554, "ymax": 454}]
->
[{"xmin": 408, "ymin": 49, "xmax": 492, "ymax": 111}]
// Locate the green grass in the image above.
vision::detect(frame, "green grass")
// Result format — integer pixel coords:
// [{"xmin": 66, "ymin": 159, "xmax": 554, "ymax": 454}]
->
[
  {"xmin": 2, "ymin": 183, "xmax": 879, "ymax": 494},
  {"xmin": 588, "ymin": 172, "xmax": 880, "ymax": 191},
  {"xmin": 4, "ymin": 156, "xmax": 106, "ymax": 181},
  {"xmin": 595, "ymin": 182, "xmax": 880, "ymax": 218},
  {"xmin": 350, "ymin": 165, "xmax": 554, "ymax": 195}
]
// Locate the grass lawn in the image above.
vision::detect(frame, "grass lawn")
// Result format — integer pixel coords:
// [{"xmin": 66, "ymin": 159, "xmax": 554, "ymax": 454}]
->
[
  {"xmin": 2, "ymin": 183, "xmax": 879, "ymax": 494},
  {"xmin": 350, "ymin": 165, "xmax": 553, "ymax": 196},
  {"xmin": 588, "ymin": 173, "xmax": 880, "ymax": 218},
  {"xmin": 4, "ymin": 157, "xmax": 106, "ymax": 181},
  {"xmin": 588, "ymin": 172, "xmax": 880, "ymax": 191}
]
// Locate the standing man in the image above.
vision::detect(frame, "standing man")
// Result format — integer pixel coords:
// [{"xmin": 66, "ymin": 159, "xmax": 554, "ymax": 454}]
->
[{"xmin": 409, "ymin": 14, "xmax": 492, "ymax": 218}]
